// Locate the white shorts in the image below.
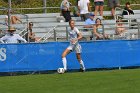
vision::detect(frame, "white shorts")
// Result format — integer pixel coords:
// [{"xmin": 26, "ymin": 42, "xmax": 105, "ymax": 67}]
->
[{"xmin": 67, "ymin": 43, "xmax": 82, "ymax": 53}]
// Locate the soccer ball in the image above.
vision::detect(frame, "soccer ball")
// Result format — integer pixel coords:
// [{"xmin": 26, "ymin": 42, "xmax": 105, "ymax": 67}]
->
[{"xmin": 57, "ymin": 68, "xmax": 65, "ymax": 74}]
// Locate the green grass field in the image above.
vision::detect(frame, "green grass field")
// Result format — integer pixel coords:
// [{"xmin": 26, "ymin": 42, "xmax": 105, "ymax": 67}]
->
[{"xmin": 0, "ymin": 69, "xmax": 140, "ymax": 93}]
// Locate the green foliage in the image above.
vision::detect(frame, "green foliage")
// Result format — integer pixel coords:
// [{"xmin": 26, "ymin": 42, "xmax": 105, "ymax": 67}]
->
[{"xmin": 0, "ymin": 0, "xmax": 140, "ymax": 14}]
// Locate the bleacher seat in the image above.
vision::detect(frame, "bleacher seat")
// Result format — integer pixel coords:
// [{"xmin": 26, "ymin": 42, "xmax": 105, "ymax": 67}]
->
[{"xmin": 0, "ymin": 9, "xmax": 140, "ymax": 42}]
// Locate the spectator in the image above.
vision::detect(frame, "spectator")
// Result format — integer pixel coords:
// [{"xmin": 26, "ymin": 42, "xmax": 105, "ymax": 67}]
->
[
  {"xmin": 60, "ymin": 0, "xmax": 72, "ymax": 22},
  {"xmin": 93, "ymin": 18, "xmax": 109, "ymax": 40},
  {"xmin": 25, "ymin": 22, "xmax": 36, "ymax": 42},
  {"xmin": 122, "ymin": 2, "xmax": 136, "ymax": 28},
  {"xmin": 115, "ymin": 19, "xmax": 126, "ymax": 35},
  {"xmin": 28, "ymin": 22, "xmax": 33, "ymax": 30},
  {"xmin": 108, "ymin": 0, "xmax": 120, "ymax": 17},
  {"xmin": 5, "ymin": 10, "xmax": 22, "ymax": 25},
  {"xmin": 84, "ymin": 13, "xmax": 95, "ymax": 28},
  {"xmin": 94, "ymin": 0, "xmax": 104, "ymax": 17},
  {"xmin": 0, "ymin": 29, "xmax": 5, "ymax": 38},
  {"xmin": 78, "ymin": 0, "xmax": 91, "ymax": 21},
  {"xmin": 0, "ymin": 27, "xmax": 27, "ymax": 43},
  {"xmin": 73, "ymin": 0, "xmax": 80, "ymax": 17},
  {"xmin": 122, "ymin": 2, "xmax": 134, "ymax": 15},
  {"xmin": 28, "ymin": 29, "xmax": 36, "ymax": 42}
]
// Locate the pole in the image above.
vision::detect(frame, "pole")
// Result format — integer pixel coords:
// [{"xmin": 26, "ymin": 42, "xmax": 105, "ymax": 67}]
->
[
  {"xmin": 138, "ymin": 22, "xmax": 140, "ymax": 39},
  {"xmin": 43, "ymin": 0, "xmax": 47, "ymax": 13},
  {"xmin": 8, "ymin": 0, "xmax": 11, "ymax": 30},
  {"xmin": 54, "ymin": 28, "xmax": 57, "ymax": 41}
]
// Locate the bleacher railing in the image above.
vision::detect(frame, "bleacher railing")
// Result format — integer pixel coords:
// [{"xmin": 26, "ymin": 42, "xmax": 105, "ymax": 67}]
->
[
  {"xmin": 37, "ymin": 26, "xmax": 57, "ymax": 42},
  {"xmin": 36, "ymin": 22, "xmax": 140, "ymax": 42}
]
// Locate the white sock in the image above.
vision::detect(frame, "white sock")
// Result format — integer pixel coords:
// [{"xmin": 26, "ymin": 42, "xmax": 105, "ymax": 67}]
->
[
  {"xmin": 80, "ymin": 60, "xmax": 85, "ymax": 70},
  {"xmin": 62, "ymin": 57, "xmax": 67, "ymax": 70}
]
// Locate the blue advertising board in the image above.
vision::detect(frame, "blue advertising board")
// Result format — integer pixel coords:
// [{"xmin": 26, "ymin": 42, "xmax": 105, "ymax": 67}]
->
[{"xmin": 0, "ymin": 40, "xmax": 140, "ymax": 72}]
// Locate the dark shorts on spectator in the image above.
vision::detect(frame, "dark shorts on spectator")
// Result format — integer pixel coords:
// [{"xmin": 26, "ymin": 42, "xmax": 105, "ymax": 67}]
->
[
  {"xmin": 94, "ymin": 1, "xmax": 104, "ymax": 6},
  {"xmin": 108, "ymin": 0, "xmax": 120, "ymax": 8}
]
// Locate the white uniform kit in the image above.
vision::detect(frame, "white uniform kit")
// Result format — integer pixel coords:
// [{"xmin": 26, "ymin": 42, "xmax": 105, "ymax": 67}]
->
[{"xmin": 67, "ymin": 27, "xmax": 82, "ymax": 53}]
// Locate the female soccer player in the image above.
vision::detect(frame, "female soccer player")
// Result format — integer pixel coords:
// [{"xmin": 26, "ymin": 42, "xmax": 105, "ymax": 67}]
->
[{"xmin": 61, "ymin": 20, "xmax": 85, "ymax": 72}]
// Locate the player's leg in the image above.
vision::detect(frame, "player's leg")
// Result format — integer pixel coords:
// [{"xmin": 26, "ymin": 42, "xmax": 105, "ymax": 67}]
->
[
  {"xmin": 76, "ymin": 53, "xmax": 85, "ymax": 72},
  {"xmin": 62, "ymin": 48, "xmax": 71, "ymax": 71},
  {"xmin": 75, "ymin": 44, "xmax": 85, "ymax": 71}
]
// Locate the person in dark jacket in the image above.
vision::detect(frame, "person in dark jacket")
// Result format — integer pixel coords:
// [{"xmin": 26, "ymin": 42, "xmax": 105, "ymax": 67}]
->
[{"xmin": 122, "ymin": 2, "xmax": 134, "ymax": 15}]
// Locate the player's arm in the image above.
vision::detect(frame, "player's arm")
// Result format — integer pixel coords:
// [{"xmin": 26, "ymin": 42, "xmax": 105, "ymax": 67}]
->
[
  {"xmin": 71, "ymin": 28, "xmax": 82, "ymax": 44},
  {"xmin": 71, "ymin": 32, "xmax": 82, "ymax": 44},
  {"xmin": 76, "ymin": 27, "xmax": 82, "ymax": 41},
  {"xmin": 77, "ymin": 32, "xmax": 82, "ymax": 40}
]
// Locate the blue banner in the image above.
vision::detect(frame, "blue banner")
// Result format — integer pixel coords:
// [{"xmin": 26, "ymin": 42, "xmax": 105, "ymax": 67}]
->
[{"xmin": 0, "ymin": 40, "xmax": 140, "ymax": 72}]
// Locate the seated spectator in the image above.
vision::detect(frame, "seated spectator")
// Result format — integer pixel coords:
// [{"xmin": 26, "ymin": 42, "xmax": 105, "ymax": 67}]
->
[
  {"xmin": 25, "ymin": 22, "xmax": 36, "ymax": 42},
  {"xmin": 84, "ymin": 13, "xmax": 95, "ymax": 28},
  {"xmin": 28, "ymin": 30, "xmax": 36, "ymax": 42},
  {"xmin": 122, "ymin": 2, "xmax": 134, "ymax": 15},
  {"xmin": 0, "ymin": 27, "xmax": 27, "ymax": 43},
  {"xmin": 5, "ymin": 11, "xmax": 22, "ymax": 25},
  {"xmin": 122, "ymin": 2, "xmax": 136, "ymax": 27},
  {"xmin": 93, "ymin": 18, "xmax": 109, "ymax": 40},
  {"xmin": 0, "ymin": 29, "xmax": 5, "ymax": 38},
  {"xmin": 28, "ymin": 22, "xmax": 33, "ymax": 30},
  {"xmin": 116, "ymin": 19, "xmax": 126, "ymax": 36}
]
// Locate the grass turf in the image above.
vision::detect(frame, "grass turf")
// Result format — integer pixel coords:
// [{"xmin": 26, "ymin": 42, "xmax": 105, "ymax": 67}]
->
[{"xmin": 0, "ymin": 69, "xmax": 140, "ymax": 93}]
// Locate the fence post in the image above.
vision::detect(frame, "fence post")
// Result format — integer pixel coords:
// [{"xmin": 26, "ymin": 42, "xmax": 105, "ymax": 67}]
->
[
  {"xmin": 138, "ymin": 22, "xmax": 140, "ymax": 39},
  {"xmin": 54, "ymin": 28, "xmax": 57, "ymax": 41},
  {"xmin": 43, "ymin": 0, "xmax": 47, "ymax": 13},
  {"xmin": 8, "ymin": 0, "xmax": 11, "ymax": 30}
]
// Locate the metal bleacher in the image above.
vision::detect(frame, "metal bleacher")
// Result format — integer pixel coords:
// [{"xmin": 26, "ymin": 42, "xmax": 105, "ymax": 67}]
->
[{"xmin": 0, "ymin": 9, "xmax": 140, "ymax": 42}]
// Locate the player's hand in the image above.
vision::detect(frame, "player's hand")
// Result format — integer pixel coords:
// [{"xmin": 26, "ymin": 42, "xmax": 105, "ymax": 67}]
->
[{"xmin": 71, "ymin": 39, "xmax": 78, "ymax": 44}]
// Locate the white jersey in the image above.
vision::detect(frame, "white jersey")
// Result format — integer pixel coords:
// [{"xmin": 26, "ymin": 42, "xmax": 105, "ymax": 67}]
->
[
  {"xmin": 67, "ymin": 27, "xmax": 82, "ymax": 53},
  {"xmin": 0, "ymin": 33, "xmax": 27, "ymax": 43},
  {"xmin": 68, "ymin": 27, "xmax": 80, "ymax": 44},
  {"xmin": 78, "ymin": 0, "xmax": 90, "ymax": 14}
]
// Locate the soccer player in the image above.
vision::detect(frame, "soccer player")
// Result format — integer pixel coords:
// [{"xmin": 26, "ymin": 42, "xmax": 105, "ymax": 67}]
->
[{"xmin": 61, "ymin": 20, "xmax": 85, "ymax": 72}]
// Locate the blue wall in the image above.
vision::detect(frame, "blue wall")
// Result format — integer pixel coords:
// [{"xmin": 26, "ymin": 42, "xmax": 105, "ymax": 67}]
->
[{"xmin": 0, "ymin": 40, "xmax": 140, "ymax": 72}]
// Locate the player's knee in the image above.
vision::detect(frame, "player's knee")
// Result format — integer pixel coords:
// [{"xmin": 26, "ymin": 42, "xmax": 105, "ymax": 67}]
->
[
  {"xmin": 62, "ymin": 53, "xmax": 66, "ymax": 58},
  {"xmin": 61, "ymin": 54, "xmax": 64, "ymax": 58}
]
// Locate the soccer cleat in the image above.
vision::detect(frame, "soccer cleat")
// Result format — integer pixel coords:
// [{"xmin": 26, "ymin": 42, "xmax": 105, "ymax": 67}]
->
[
  {"xmin": 64, "ymin": 68, "xmax": 67, "ymax": 72},
  {"xmin": 79, "ymin": 68, "xmax": 85, "ymax": 72}
]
